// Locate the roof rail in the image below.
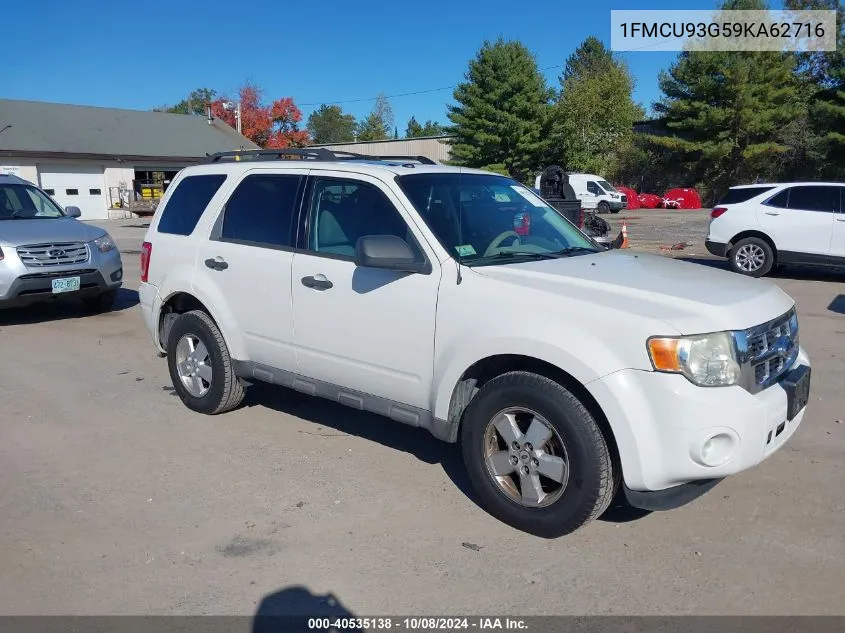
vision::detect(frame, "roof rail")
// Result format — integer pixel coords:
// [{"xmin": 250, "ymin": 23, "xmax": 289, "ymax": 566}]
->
[
  {"xmin": 204, "ymin": 148, "xmax": 438, "ymax": 165},
  {"xmin": 205, "ymin": 148, "xmax": 338, "ymax": 163},
  {"xmin": 367, "ymin": 155, "xmax": 438, "ymax": 165}
]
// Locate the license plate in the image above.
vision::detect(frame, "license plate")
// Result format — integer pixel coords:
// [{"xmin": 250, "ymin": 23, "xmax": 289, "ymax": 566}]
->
[
  {"xmin": 51, "ymin": 277, "xmax": 81, "ymax": 294},
  {"xmin": 783, "ymin": 365, "xmax": 811, "ymax": 421}
]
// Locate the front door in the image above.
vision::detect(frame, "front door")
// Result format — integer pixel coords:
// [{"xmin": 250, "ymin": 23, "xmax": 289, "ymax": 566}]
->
[
  {"xmin": 290, "ymin": 171, "xmax": 440, "ymax": 410},
  {"xmin": 194, "ymin": 169, "xmax": 306, "ymax": 370},
  {"xmin": 758, "ymin": 185, "xmax": 837, "ymax": 260}
]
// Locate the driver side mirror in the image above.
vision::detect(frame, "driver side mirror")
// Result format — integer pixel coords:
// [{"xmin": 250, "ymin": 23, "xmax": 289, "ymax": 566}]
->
[
  {"xmin": 65, "ymin": 206, "xmax": 82, "ymax": 218},
  {"xmin": 354, "ymin": 235, "xmax": 430, "ymax": 274}
]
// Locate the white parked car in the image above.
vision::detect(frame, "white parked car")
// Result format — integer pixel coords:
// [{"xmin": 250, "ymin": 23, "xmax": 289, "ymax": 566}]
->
[
  {"xmin": 706, "ymin": 182, "xmax": 845, "ymax": 277},
  {"xmin": 533, "ymin": 172, "xmax": 627, "ymax": 213},
  {"xmin": 139, "ymin": 149, "xmax": 811, "ymax": 537}
]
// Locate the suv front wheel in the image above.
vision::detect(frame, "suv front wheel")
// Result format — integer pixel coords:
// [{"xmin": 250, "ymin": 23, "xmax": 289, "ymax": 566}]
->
[
  {"xmin": 166, "ymin": 310, "xmax": 245, "ymax": 415},
  {"xmin": 460, "ymin": 371, "xmax": 618, "ymax": 538}
]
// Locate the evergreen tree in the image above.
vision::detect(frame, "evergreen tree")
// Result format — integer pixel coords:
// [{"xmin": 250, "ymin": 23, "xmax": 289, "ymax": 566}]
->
[
  {"xmin": 785, "ymin": 0, "xmax": 845, "ymax": 177},
  {"xmin": 650, "ymin": 0, "xmax": 804, "ymax": 199},
  {"xmin": 405, "ymin": 116, "xmax": 424, "ymax": 137},
  {"xmin": 307, "ymin": 104, "xmax": 357, "ymax": 144},
  {"xmin": 447, "ymin": 38, "xmax": 552, "ymax": 181}
]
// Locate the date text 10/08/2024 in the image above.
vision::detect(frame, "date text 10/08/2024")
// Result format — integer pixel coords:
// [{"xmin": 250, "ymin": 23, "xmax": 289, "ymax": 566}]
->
[{"xmin": 307, "ymin": 617, "xmax": 529, "ymax": 631}]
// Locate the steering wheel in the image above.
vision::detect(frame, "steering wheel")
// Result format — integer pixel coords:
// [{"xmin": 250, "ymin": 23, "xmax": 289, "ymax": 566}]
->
[{"xmin": 483, "ymin": 230, "xmax": 522, "ymax": 257}]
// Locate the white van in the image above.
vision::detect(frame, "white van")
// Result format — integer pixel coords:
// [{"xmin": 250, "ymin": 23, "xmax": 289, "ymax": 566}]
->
[{"xmin": 535, "ymin": 172, "xmax": 627, "ymax": 214}]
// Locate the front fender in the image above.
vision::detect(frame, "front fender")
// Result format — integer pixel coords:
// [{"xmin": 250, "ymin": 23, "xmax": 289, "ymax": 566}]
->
[{"xmin": 431, "ymin": 334, "xmax": 618, "ymax": 423}]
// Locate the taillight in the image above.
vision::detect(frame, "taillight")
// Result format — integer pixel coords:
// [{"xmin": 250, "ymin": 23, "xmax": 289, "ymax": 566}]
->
[
  {"xmin": 711, "ymin": 207, "xmax": 728, "ymax": 219},
  {"xmin": 514, "ymin": 212, "xmax": 531, "ymax": 236},
  {"xmin": 140, "ymin": 241, "xmax": 152, "ymax": 282}
]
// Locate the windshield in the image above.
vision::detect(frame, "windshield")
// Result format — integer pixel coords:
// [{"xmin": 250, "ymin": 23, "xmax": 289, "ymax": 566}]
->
[
  {"xmin": 0, "ymin": 184, "xmax": 66, "ymax": 220},
  {"xmin": 597, "ymin": 180, "xmax": 617, "ymax": 193},
  {"xmin": 395, "ymin": 172, "xmax": 599, "ymax": 266}
]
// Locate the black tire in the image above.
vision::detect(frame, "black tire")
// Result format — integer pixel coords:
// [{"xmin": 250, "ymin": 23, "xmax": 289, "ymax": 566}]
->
[
  {"xmin": 460, "ymin": 371, "xmax": 618, "ymax": 538},
  {"xmin": 597, "ymin": 201, "xmax": 610, "ymax": 214},
  {"xmin": 166, "ymin": 310, "xmax": 245, "ymax": 415},
  {"xmin": 729, "ymin": 236, "xmax": 774, "ymax": 278},
  {"xmin": 82, "ymin": 290, "xmax": 117, "ymax": 313}
]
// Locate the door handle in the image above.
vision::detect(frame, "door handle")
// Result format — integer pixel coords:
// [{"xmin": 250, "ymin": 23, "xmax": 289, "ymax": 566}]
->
[
  {"xmin": 764, "ymin": 212, "xmax": 780, "ymax": 216},
  {"xmin": 837, "ymin": 218, "xmax": 845, "ymax": 222},
  {"xmin": 301, "ymin": 274, "xmax": 333, "ymax": 290},
  {"xmin": 204, "ymin": 257, "xmax": 228, "ymax": 271}
]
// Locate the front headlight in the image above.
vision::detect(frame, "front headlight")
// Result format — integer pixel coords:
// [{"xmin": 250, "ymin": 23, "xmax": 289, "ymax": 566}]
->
[
  {"xmin": 93, "ymin": 234, "xmax": 116, "ymax": 253},
  {"xmin": 647, "ymin": 332, "xmax": 742, "ymax": 387}
]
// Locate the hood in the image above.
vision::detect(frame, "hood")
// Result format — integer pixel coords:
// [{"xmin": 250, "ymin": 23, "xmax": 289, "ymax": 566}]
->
[
  {"xmin": 0, "ymin": 218, "xmax": 106, "ymax": 247},
  {"xmin": 473, "ymin": 250, "xmax": 795, "ymax": 334}
]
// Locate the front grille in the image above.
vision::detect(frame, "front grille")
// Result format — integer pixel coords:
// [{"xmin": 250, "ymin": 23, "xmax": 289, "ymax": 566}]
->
[
  {"xmin": 16, "ymin": 242, "xmax": 89, "ymax": 268},
  {"xmin": 743, "ymin": 309, "xmax": 798, "ymax": 391},
  {"xmin": 620, "ymin": 195, "xmax": 627, "ymax": 203}
]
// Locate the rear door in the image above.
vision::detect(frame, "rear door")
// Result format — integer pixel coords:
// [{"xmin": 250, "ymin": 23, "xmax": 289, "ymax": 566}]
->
[
  {"xmin": 828, "ymin": 186, "xmax": 845, "ymax": 261},
  {"xmin": 758, "ymin": 186, "xmax": 837, "ymax": 260},
  {"xmin": 194, "ymin": 168, "xmax": 307, "ymax": 370}
]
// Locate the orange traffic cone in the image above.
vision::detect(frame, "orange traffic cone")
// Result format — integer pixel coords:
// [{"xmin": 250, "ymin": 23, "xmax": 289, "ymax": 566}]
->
[{"xmin": 621, "ymin": 222, "xmax": 629, "ymax": 248}]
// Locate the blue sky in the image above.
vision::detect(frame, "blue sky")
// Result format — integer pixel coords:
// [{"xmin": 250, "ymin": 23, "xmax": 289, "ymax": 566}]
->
[{"xmin": 6, "ymin": 0, "xmax": 747, "ymax": 130}]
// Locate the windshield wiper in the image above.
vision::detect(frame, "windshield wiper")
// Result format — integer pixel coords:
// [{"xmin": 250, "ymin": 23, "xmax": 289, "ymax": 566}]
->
[
  {"xmin": 547, "ymin": 246, "xmax": 601, "ymax": 257},
  {"xmin": 463, "ymin": 251, "xmax": 567, "ymax": 265}
]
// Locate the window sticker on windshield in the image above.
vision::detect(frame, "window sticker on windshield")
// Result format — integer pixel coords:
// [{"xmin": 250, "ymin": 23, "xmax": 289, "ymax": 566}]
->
[
  {"xmin": 510, "ymin": 185, "xmax": 546, "ymax": 207},
  {"xmin": 493, "ymin": 192, "xmax": 511, "ymax": 202},
  {"xmin": 455, "ymin": 244, "xmax": 477, "ymax": 257}
]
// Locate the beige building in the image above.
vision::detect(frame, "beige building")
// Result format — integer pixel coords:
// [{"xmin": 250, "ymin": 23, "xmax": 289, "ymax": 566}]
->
[
  {"xmin": 310, "ymin": 135, "xmax": 453, "ymax": 163},
  {"xmin": 0, "ymin": 98, "xmax": 257, "ymax": 220}
]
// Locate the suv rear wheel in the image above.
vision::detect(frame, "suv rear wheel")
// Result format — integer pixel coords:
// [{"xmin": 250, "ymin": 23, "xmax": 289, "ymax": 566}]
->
[
  {"xmin": 166, "ymin": 310, "xmax": 245, "ymax": 414},
  {"xmin": 730, "ymin": 237, "xmax": 774, "ymax": 277},
  {"xmin": 460, "ymin": 371, "xmax": 618, "ymax": 538}
]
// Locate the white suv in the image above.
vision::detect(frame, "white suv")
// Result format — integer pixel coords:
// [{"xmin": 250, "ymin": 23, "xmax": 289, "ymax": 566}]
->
[
  {"xmin": 139, "ymin": 149, "xmax": 812, "ymax": 537},
  {"xmin": 706, "ymin": 182, "xmax": 845, "ymax": 277}
]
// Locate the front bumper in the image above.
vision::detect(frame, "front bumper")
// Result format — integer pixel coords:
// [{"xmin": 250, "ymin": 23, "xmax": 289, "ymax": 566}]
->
[
  {"xmin": 588, "ymin": 346, "xmax": 810, "ymax": 503},
  {"xmin": 0, "ymin": 248, "xmax": 123, "ymax": 309}
]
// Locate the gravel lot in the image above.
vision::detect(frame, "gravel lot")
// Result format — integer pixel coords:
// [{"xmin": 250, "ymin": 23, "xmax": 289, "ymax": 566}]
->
[{"xmin": 1, "ymin": 214, "xmax": 844, "ymax": 617}]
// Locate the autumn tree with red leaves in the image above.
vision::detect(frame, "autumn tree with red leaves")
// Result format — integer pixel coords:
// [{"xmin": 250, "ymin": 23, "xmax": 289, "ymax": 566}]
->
[{"xmin": 209, "ymin": 83, "xmax": 309, "ymax": 148}]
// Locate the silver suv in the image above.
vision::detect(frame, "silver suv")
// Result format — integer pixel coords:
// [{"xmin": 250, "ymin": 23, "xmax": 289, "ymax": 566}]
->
[{"xmin": 0, "ymin": 174, "xmax": 123, "ymax": 311}]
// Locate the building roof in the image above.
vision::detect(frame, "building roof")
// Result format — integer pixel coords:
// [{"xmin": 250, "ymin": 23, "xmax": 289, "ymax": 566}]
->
[{"xmin": 0, "ymin": 98, "xmax": 260, "ymax": 160}]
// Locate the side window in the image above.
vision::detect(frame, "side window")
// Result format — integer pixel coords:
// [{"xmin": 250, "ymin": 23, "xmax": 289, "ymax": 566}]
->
[
  {"xmin": 764, "ymin": 189, "xmax": 789, "ymax": 208},
  {"xmin": 307, "ymin": 178, "xmax": 415, "ymax": 258},
  {"xmin": 587, "ymin": 181, "xmax": 600, "ymax": 195},
  {"xmin": 158, "ymin": 174, "xmax": 227, "ymax": 236},
  {"xmin": 787, "ymin": 186, "xmax": 839, "ymax": 213},
  {"xmin": 220, "ymin": 174, "xmax": 302, "ymax": 248}
]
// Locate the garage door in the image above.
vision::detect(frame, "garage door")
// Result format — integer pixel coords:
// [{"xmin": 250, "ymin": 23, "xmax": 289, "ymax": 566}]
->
[{"xmin": 38, "ymin": 165, "xmax": 107, "ymax": 220}]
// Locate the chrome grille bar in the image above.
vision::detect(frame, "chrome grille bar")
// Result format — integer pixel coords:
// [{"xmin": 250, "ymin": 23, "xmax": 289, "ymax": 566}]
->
[{"xmin": 16, "ymin": 242, "xmax": 90, "ymax": 268}]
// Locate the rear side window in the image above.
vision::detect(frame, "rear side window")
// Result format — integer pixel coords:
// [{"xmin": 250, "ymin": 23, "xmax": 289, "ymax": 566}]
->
[
  {"xmin": 157, "ymin": 174, "xmax": 227, "ymax": 236},
  {"xmin": 786, "ymin": 185, "xmax": 840, "ymax": 213},
  {"xmin": 220, "ymin": 174, "xmax": 302, "ymax": 248},
  {"xmin": 718, "ymin": 186, "xmax": 775, "ymax": 205},
  {"xmin": 764, "ymin": 189, "xmax": 789, "ymax": 208}
]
